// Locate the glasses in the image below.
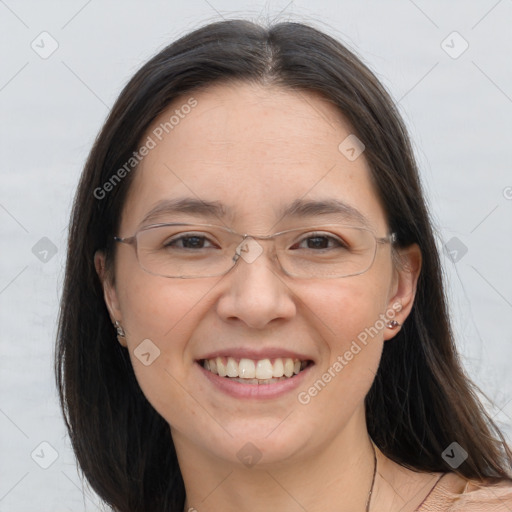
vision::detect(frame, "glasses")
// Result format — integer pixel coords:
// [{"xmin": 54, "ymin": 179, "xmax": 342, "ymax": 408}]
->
[{"xmin": 114, "ymin": 222, "xmax": 397, "ymax": 279}]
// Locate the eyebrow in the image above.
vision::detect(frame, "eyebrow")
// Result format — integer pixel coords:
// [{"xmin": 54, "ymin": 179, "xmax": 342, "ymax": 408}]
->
[{"xmin": 139, "ymin": 197, "xmax": 372, "ymax": 229}]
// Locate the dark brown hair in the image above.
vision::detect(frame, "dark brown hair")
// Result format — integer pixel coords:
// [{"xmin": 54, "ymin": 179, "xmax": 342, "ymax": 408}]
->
[{"xmin": 55, "ymin": 18, "xmax": 512, "ymax": 512}]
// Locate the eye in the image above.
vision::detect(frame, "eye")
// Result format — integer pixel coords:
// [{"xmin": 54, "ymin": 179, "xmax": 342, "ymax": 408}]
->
[
  {"xmin": 164, "ymin": 232, "xmax": 218, "ymax": 250},
  {"xmin": 291, "ymin": 232, "xmax": 348, "ymax": 250}
]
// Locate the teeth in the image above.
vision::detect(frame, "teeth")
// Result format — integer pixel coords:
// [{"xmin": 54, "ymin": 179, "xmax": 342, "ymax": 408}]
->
[
  {"xmin": 255, "ymin": 359, "xmax": 273, "ymax": 379},
  {"xmin": 284, "ymin": 358, "xmax": 294, "ymax": 377},
  {"xmin": 202, "ymin": 357, "xmax": 309, "ymax": 381},
  {"xmin": 239, "ymin": 358, "xmax": 256, "ymax": 378},
  {"xmin": 272, "ymin": 358, "xmax": 284, "ymax": 378},
  {"xmin": 229, "ymin": 376, "xmax": 289, "ymax": 384},
  {"xmin": 216, "ymin": 356, "xmax": 227, "ymax": 377},
  {"xmin": 226, "ymin": 357, "xmax": 238, "ymax": 377}
]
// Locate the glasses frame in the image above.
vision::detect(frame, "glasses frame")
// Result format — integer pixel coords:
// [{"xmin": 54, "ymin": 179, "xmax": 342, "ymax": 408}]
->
[{"xmin": 114, "ymin": 222, "xmax": 397, "ymax": 279}]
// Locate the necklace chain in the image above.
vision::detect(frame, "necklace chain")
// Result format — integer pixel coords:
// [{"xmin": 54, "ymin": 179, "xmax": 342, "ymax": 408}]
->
[{"xmin": 365, "ymin": 440, "xmax": 377, "ymax": 512}]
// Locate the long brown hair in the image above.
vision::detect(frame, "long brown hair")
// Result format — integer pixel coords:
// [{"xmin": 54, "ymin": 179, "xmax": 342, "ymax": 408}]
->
[{"xmin": 55, "ymin": 18, "xmax": 512, "ymax": 512}]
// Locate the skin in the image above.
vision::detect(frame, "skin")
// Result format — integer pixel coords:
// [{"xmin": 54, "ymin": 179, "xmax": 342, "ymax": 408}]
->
[{"xmin": 95, "ymin": 82, "xmax": 442, "ymax": 511}]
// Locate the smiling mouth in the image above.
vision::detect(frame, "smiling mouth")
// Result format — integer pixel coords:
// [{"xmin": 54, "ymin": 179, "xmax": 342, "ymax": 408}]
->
[{"xmin": 199, "ymin": 357, "xmax": 312, "ymax": 384}]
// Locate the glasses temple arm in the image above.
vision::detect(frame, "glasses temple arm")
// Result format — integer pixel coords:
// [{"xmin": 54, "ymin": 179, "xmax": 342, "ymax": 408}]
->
[{"xmin": 113, "ymin": 235, "xmax": 136, "ymax": 245}]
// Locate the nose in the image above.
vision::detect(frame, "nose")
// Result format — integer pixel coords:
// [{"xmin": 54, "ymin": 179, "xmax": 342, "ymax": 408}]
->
[{"xmin": 215, "ymin": 237, "xmax": 297, "ymax": 329}]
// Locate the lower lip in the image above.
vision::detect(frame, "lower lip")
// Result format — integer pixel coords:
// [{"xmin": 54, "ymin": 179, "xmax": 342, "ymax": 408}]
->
[{"xmin": 197, "ymin": 362, "xmax": 314, "ymax": 399}]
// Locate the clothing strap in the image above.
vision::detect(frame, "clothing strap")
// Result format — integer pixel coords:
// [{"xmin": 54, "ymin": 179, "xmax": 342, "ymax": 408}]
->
[{"xmin": 414, "ymin": 473, "xmax": 448, "ymax": 511}]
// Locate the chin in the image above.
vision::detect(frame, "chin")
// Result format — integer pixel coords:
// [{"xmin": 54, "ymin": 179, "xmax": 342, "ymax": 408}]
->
[{"xmin": 203, "ymin": 417, "xmax": 317, "ymax": 467}]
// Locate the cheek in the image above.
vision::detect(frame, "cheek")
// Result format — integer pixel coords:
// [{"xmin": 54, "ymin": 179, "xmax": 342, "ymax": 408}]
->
[
  {"xmin": 116, "ymin": 272, "xmax": 222, "ymax": 421},
  {"xmin": 295, "ymin": 277, "xmax": 389, "ymax": 408},
  {"xmin": 303, "ymin": 275, "xmax": 389, "ymax": 350},
  {"xmin": 118, "ymin": 266, "xmax": 220, "ymax": 341}
]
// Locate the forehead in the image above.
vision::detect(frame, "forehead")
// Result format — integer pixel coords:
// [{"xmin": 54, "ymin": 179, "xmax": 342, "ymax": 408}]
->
[{"xmin": 120, "ymin": 82, "xmax": 387, "ymax": 234}]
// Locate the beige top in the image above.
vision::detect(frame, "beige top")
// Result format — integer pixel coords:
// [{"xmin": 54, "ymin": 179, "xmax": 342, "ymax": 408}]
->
[{"xmin": 417, "ymin": 472, "xmax": 512, "ymax": 511}]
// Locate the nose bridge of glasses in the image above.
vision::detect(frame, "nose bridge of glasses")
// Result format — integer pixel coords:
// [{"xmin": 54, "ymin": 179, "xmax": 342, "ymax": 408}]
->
[{"xmin": 232, "ymin": 231, "xmax": 280, "ymax": 267}]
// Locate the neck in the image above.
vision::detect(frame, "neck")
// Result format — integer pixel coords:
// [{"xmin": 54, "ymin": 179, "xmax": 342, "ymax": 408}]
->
[{"xmin": 176, "ymin": 418, "xmax": 377, "ymax": 512}]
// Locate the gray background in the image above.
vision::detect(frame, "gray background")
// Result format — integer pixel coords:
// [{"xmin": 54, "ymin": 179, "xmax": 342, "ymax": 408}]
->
[{"xmin": 1, "ymin": 1, "xmax": 511, "ymax": 510}]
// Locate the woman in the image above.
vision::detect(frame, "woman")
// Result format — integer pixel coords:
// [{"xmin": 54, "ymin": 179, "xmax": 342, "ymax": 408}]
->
[{"xmin": 55, "ymin": 19, "xmax": 512, "ymax": 511}]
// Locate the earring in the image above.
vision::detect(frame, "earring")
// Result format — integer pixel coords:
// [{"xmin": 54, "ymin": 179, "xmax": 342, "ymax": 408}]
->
[
  {"xmin": 114, "ymin": 320, "xmax": 126, "ymax": 344},
  {"xmin": 386, "ymin": 320, "xmax": 401, "ymax": 329}
]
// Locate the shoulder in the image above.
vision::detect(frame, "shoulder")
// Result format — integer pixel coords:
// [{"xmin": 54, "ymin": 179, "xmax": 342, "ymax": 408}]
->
[{"xmin": 419, "ymin": 472, "xmax": 512, "ymax": 512}]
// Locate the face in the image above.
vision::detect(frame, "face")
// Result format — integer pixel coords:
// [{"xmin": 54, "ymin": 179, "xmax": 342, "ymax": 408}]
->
[{"xmin": 96, "ymin": 81, "xmax": 420, "ymax": 468}]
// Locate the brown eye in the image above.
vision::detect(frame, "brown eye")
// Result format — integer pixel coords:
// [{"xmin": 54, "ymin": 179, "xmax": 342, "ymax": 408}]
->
[
  {"xmin": 165, "ymin": 235, "xmax": 211, "ymax": 249},
  {"xmin": 292, "ymin": 233, "xmax": 347, "ymax": 250}
]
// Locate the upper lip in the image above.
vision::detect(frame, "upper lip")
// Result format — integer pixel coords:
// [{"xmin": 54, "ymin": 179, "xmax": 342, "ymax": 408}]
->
[{"xmin": 197, "ymin": 347, "xmax": 314, "ymax": 362}]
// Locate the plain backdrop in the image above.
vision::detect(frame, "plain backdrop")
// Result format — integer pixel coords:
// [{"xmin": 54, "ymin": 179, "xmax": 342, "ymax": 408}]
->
[{"xmin": 1, "ymin": 1, "xmax": 511, "ymax": 510}]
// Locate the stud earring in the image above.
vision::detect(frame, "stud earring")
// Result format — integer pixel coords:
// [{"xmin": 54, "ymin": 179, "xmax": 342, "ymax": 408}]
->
[
  {"xmin": 114, "ymin": 320, "xmax": 126, "ymax": 344},
  {"xmin": 386, "ymin": 320, "xmax": 401, "ymax": 329}
]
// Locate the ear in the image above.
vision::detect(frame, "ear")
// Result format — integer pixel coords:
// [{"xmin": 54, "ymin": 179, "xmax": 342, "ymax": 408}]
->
[
  {"xmin": 383, "ymin": 243, "xmax": 422, "ymax": 341},
  {"xmin": 94, "ymin": 250, "xmax": 127, "ymax": 347}
]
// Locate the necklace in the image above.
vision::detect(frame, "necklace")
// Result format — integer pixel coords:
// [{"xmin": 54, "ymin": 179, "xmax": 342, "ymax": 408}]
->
[{"xmin": 365, "ymin": 440, "xmax": 377, "ymax": 512}]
